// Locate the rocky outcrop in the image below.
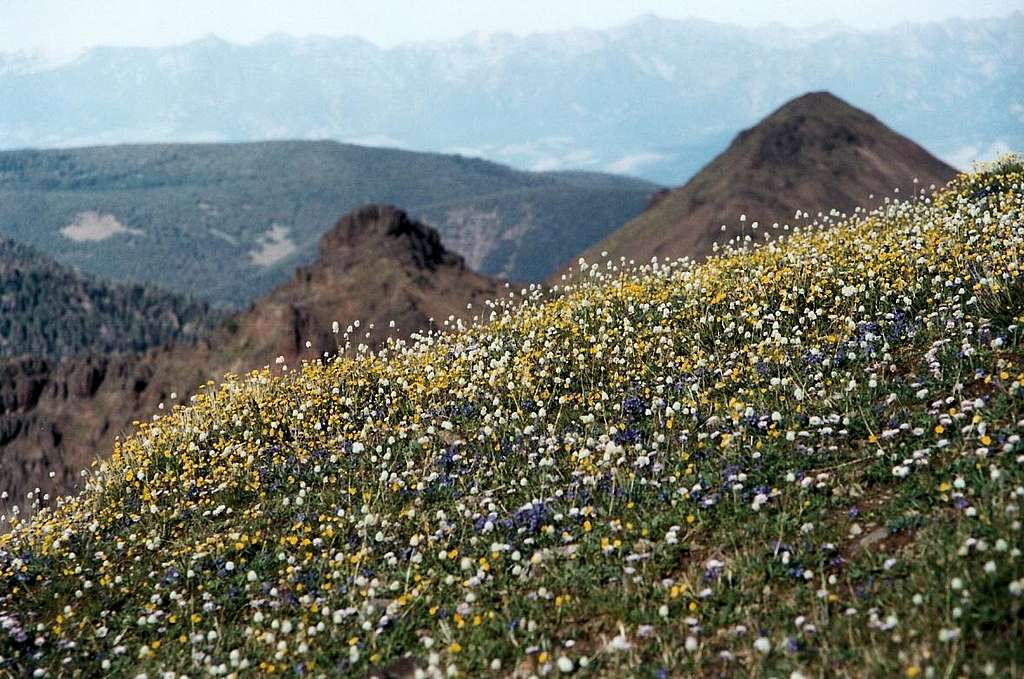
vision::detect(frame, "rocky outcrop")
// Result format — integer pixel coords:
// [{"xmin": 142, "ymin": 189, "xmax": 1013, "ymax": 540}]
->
[
  {"xmin": 321, "ymin": 205, "xmax": 465, "ymax": 272},
  {"xmin": 216, "ymin": 205, "xmax": 501, "ymax": 373}
]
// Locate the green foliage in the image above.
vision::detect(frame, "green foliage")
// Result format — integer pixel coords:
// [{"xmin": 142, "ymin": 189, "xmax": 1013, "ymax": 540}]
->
[
  {"xmin": 0, "ymin": 142, "xmax": 657, "ymax": 307},
  {"xmin": 0, "ymin": 237, "xmax": 222, "ymax": 359},
  {"xmin": 987, "ymin": 153, "xmax": 1024, "ymax": 175},
  {"xmin": 7, "ymin": 169, "xmax": 1021, "ymax": 677}
]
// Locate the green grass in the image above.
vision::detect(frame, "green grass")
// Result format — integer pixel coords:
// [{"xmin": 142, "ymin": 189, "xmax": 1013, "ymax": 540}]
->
[{"xmin": 0, "ymin": 160, "xmax": 1022, "ymax": 677}]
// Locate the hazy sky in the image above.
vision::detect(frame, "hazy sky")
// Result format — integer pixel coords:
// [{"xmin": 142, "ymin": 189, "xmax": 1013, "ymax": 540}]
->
[{"xmin": 2, "ymin": 0, "xmax": 1022, "ymax": 61}]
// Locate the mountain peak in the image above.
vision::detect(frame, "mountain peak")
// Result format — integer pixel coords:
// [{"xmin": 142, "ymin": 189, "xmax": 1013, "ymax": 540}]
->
[
  {"xmin": 188, "ymin": 34, "xmax": 230, "ymax": 49},
  {"xmin": 727, "ymin": 91, "xmax": 947, "ymax": 174},
  {"xmin": 565, "ymin": 92, "xmax": 958, "ymax": 273},
  {"xmin": 319, "ymin": 204, "xmax": 462, "ymax": 272},
  {"xmin": 772, "ymin": 90, "xmax": 850, "ymax": 114},
  {"xmin": 759, "ymin": 91, "xmax": 882, "ymax": 133},
  {"xmin": 213, "ymin": 205, "xmax": 502, "ymax": 370}
]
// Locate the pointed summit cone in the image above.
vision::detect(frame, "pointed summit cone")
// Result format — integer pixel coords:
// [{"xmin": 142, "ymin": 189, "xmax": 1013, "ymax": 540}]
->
[{"xmin": 563, "ymin": 92, "xmax": 957, "ymax": 275}]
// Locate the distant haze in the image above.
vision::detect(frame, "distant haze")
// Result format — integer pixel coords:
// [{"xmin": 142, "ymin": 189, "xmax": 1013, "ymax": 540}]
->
[
  {"xmin": 1, "ymin": 13, "xmax": 1020, "ymax": 184},
  {"xmin": 1, "ymin": 1, "xmax": 1021, "ymax": 62}
]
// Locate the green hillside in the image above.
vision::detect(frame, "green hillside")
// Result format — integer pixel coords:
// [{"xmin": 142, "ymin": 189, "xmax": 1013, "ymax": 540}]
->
[
  {"xmin": 0, "ymin": 142, "xmax": 658, "ymax": 307},
  {"xmin": 2, "ymin": 161, "xmax": 1023, "ymax": 677},
  {"xmin": 0, "ymin": 237, "xmax": 221, "ymax": 359}
]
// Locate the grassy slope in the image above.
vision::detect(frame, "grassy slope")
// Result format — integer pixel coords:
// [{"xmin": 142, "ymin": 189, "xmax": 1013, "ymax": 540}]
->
[{"xmin": 1, "ymin": 163, "xmax": 1023, "ymax": 677}]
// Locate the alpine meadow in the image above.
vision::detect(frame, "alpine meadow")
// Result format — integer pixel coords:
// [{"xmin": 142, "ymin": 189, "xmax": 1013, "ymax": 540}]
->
[
  {"xmin": 2, "ymin": 158, "xmax": 1022, "ymax": 677},
  {"xmin": 2, "ymin": 4, "xmax": 1023, "ymax": 678}
]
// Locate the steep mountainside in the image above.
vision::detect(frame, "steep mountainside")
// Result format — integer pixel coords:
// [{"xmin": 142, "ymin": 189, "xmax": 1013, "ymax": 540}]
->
[
  {"xmin": 0, "ymin": 237, "xmax": 220, "ymax": 359},
  {"xmin": 0, "ymin": 141, "xmax": 656, "ymax": 305},
  {"xmin": 0, "ymin": 14, "xmax": 1019, "ymax": 182},
  {"xmin": 0, "ymin": 206, "xmax": 504, "ymax": 516},
  {"xmin": 566, "ymin": 92, "xmax": 958, "ymax": 272},
  {"xmin": 3, "ymin": 165, "xmax": 1022, "ymax": 677}
]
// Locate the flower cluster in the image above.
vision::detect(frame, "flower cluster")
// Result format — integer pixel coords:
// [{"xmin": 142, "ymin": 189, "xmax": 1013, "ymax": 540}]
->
[{"xmin": 1, "ymin": 158, "xmax": 1023, "ymax": 677}]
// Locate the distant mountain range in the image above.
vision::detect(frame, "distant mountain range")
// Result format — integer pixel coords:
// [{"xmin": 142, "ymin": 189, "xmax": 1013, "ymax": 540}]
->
[
  {"xmin": 0, "ymin": 142, "xmax": 656, "ymax": 306},
  {"xmin": 0, "ymin": 238, "xmax": 220, "ymax": 359},
  {"xmin": 0, "ymin": 13, "xmax": 1019, "ymax": 183},
  {"xmin": 569, "ymin": 92, "xmax": 958, "ymax": 271},
  {"xmin": 0, "ymin": 205, "xmax": 506, "ymax": 510}
]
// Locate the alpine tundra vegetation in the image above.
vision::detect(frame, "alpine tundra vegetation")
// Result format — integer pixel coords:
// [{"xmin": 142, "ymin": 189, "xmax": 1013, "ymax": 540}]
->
[{"xmin": 2, "ymin": 159, "xmax": 1024, "ymax": 677}]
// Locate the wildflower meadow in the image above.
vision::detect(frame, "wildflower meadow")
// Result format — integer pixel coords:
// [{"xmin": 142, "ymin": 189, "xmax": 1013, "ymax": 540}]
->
[{"xmin": 2, "ymin": 160, "xmax": 1023, "ymax": 677}]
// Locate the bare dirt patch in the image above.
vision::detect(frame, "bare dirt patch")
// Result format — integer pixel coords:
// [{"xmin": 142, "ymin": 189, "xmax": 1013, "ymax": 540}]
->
[
  {"xmin": 248, "ymin": 224, "xmax": 297, "ymax": 266},
  {"xmin": 60, "ymin": 211, "xmax": 143, "ymax": 242}
]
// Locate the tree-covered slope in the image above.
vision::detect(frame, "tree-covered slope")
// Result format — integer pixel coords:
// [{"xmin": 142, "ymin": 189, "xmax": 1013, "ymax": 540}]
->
[
  {"xmin": 2, "ymin": 162, "xmax": 1023, "ymax": 677},
  {"xmin": 0, "ymin": 141, "xmax": 657, "ymax": 306},
  {"xmin": 0, "ymin": 237, "xmax": 220, "ymax": 359}
]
